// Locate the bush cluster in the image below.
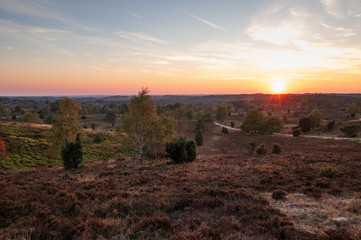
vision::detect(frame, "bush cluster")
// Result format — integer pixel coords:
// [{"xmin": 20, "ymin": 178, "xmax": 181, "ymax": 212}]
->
[
  {"xmin": 340, "ymin": 124, "xmax": 359, "ymax": 138},
  {"xmin": 320, "ymin": 167, "xmax": 338, "ymax": 178},
  {"xmin": 61, "ymin": 133, "xmax": 83, "ymax": 170},
  {"xmin": 165, "ymin": 137, "xmax": 196, "ymax": 163},
  {"xmin": 222, "ymin": 127, "xmax": 228, "ymax": 134}
]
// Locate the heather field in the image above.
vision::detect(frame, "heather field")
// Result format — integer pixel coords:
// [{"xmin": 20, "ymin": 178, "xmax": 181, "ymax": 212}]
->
[{"xmin": 1, "ymin": 122, "xmax": 361, "ymax": 239}]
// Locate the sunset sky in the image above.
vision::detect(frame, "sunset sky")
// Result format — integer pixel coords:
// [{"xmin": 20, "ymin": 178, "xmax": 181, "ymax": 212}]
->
[{"xmin": 1, "ymin": 0, "xmax": 361, "ymax": 96}]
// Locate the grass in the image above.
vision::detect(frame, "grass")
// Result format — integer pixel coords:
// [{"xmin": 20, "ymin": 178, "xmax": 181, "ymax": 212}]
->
[{"xmin": 0, "ymin": 123, "xmax": 125, "ymax": 170}]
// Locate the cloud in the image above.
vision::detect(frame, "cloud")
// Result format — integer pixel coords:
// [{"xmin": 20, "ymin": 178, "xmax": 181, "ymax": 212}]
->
[
  {"xmin": 320, "ymin": 23, "xmax": 356, "ymax": 37},
  {"xmin": 320, "ymin": 0, "xmax": 361, "ymax": 18},
  {"xmin": 185, "ymin": 11, "xmax": 228, "ymax": 32},
  {"xmin": 128, "ymin": 11, "xmax": 143, "ymax": 20},
  {"xmin": 114, "ymin": 31, "xmax": 169, "ymax": 44},
  {"xmin": 0, "ymin": 0, "xmax": 95, "ymax": 31}
]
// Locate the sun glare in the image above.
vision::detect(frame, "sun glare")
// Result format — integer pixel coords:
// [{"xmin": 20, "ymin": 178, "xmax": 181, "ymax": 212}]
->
[{"xmin": 271, "ymin": 79, "xmax": 286, "ymax": 94}]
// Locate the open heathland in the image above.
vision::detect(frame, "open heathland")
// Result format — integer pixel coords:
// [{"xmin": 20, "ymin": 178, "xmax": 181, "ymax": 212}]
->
[{"xmin": 1, "ymin": 121, "xmax": 361, "ymax": 239}]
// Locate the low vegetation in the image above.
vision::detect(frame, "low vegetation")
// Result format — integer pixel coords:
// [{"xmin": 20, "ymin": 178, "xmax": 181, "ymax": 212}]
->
[{"xmin": 165, "ymin": 136, "xmax": 196, "ymax": 163}]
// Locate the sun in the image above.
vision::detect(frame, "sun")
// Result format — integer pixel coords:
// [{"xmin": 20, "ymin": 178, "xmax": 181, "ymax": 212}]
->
[{"xmin": 271, "ymin": 79, "xmax": 286, "ymax": 94}]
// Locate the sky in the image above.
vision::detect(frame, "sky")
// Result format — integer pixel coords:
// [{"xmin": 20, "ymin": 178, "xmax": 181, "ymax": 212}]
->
[{"xmin": 0, "ymin": 0, "xmax": 361, "ymax": 96}]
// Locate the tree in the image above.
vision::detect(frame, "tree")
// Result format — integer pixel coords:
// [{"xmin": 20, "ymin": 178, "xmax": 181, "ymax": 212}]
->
[
  {"xmin": 186, "ymin": 107, "xmax": 194, "ymax": 120},
  {"xmin": 61, "ymin": 133, "xmax": 83, "ymax": 170},
  {"xmin": 241, "ymin": 109, "xmax": 283, "ymax": 134},
  {"xmin": 215, "ymin": 104, "xmax": 228, "ymax": 122},
  {"xmin": 120, "ymin": 88, "xmax": 173, "ymax": 164},
  {"xmin": 19, "ymin": 112, "xmax": 43, "ymax": 124},
  {"xmin": 241, "ymin": 109, "xmax": 266, "ymax": 133},
  {"xmin": 50, "ymin": 98, "xmax": 81, "ymax": 152},
  {"xmin": 106, "ymin": 111, "xmax": 117, "ymax": 127},
  {"xmin": 347, "ymin": 103, "xmax": 360, "ymax": 117},
  {"xmin": 308, "ymin": 109, "xmax": 322, "ymax": 128}
]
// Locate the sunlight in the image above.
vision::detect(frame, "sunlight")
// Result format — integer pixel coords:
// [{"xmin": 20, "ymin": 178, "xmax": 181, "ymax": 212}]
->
[{"xmin": 271, "ymin": 78, "xmax": 286, "ymax": 93}]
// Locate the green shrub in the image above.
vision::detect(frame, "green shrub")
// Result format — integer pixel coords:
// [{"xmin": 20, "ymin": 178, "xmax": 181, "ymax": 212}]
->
[
  {"xmin": 230, "ymin": 122, "xmax": 235, "ymax": 128},
  {"xmin": 299, "ymin": 117, "xmax": 311, "ymax": 132},
  {"xmin": 165, "ymin": 137, "xmax": 197, "ymax": 163},
  {"xmin": 185, "ymin": 140, "xmax": 196, "ymax": 162},
  {"xmin": 195, "ymin": 129, "xmax": 203, "ymax": 146},
  {"xmin": 61, "ymin": 133, "xmax": 83, "ymax": 170},
  {"xmin": 256, "ymin": 144, "xmax": 267, "ymax": 155},
  {"xmin": 222, "ymin": 127, "xmax": 229, "ymax": 134},
  {"xmin": 272, "ymin": 144, "xmax": 281, "ymax": 154},
  {"xmin": 327, "ymin": 120, "xmax": 335, "ymax": 130},
  {"xmin": 292, "ymin": 126, "xmax": 301, "ymax": 137},
  {"xmin": 320, "ymin": 167, "xmax": 338, "ymax": 178},
  {"xmin": 340, "ymin": 124, "xmax": 359, "ymax": 137}
]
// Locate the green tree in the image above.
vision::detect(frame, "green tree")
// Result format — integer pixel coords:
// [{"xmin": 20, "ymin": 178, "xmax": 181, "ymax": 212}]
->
[
  {"xmin": 241, "ymin": 109, "xmax": 283, "ymax": 134},
  {"xmin": 308, "ymin": 109, "xmax": 322, "ymax": 128},
  {"xmin": 50, "ymin": 98, "xmax": 81, "ymax": 152},
  {"xmin": 241, "ymin": 109, "xmax": 266, "ymax": 133},
  {"xmin": 347, "ymin": 103, "xmax": 360, "ymax": 117},
  {"xmin": 106, "ymin": 111, "xmax": 117, "ymax": 127},
  {"xmin": 215, "ymin": 104, "xmax": 228, "ymax": 122},
  {"xmin": 185, "ymin": 107, "xmax": 194, "ymax": 120},
  {"xmin": 120, "ymin": 88, "xmax": 174, "ymax": 164},
  {"xmin": 19, "ymin": 112, "xmax": 43, "ymax": 124},
  {"xmin": 299, "ymin": 117, "xmax": 312, "ymax": 132}
]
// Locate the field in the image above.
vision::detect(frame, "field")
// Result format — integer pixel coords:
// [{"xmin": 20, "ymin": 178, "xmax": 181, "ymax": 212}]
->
[{"xmin": 1, "ymin": 120, "xmax": 361, "ymax": 239}]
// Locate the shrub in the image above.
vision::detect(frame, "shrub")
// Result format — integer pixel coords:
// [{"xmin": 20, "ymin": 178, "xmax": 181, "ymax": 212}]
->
[
  {"xmin": 222, "ymin": 127, "xmax": 229, "ymax": 134},
  {"xmin": 80, "ymin": 115, "xmax": 87, "ymax": 120},
  {"xmin": 340, "ymin": 124, "xmax": 359, "ymax": 137},
  {"xmin": 230, "ymin": 122, "xmax": 235, "ymax": 128},
  {"xmin": 256, "ymin": 144, "xmax": 267, "ymax": 155},
  {"xmin": 165, "ymin": 137, "xmax": 196, "ymax": 163},
  {"xmin": 91, "ymin": 123, "xmax": 95, "ymax": 130},
  {"xmin": 272, "ymin": 189, "xmax": 286, "ymax": 200},
  {"xmin": 299, "ymin": 117, "xmax": 311, "ymax": 132},
  {"xmin": 272, "ymin": 144, "xmax": 281, "ymax": 154},
  {"xmin": 185, "ymin": 140, "xmax": 196, "ymax": 162},
  {"xmin": 320, "ymin": 167, "xmax": 338, "ymax": 178},
  {"xmin": 0, "ymin": 139, "xmax": 5, "ymax": 157},
  {"xmin": 308, "ymin": 109, "xmax": 322, "ymax": 128},
  {"xmin": 327, "ymin": 120, "xmax": 335, "ymax": 130},
  {"xmin": 61, "ymin": 133, "xmax": 83, "ymax": 170},
  {"xmin": 195, "ymin": 129, "xmax": 203, "ymax": 146},
  {"xmin": 292, "ymin": 126, "xmax": 301, "ymax": 137},
  {"xmin": 247, "ymin": 140, "xmax": 256, "ymax": 155}
]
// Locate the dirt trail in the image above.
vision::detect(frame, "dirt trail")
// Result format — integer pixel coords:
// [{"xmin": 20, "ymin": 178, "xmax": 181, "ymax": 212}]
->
[{"xmin": 214, "ymin": 122, "xmax": 241, "ymax": 131}]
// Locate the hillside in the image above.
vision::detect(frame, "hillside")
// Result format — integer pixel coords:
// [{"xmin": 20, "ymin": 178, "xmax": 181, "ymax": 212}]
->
[{"xmin": 1, "ymin": 122, "xmax": 361, "ymax": 239}]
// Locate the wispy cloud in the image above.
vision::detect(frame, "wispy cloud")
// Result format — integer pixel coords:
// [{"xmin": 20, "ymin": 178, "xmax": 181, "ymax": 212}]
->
[
  {"xmin": 128, "ymin": 11, "xmax": 143, "ymax": 20},
  {"xmin": 320, "ymin": 0, "xmax": 361, "ymax": 19},
  {"xmin": 0, "ymin": 0, "xmax": 95, "ymax": 31},
  {"xmin": 114, "ymin": 31, "xmax": 169, "ymax": 44},
  {"xmin": 185, "ymin": 11, "xmax": 228, "ymax": 32}
]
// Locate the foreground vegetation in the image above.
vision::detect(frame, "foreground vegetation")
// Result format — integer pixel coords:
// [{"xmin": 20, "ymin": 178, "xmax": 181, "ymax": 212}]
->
[{"xmin": 0, "ymin": 123, "xmax": 124, "ymax": 170}]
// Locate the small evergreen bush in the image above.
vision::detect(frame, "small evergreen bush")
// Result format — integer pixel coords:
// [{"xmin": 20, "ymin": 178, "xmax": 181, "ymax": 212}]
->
[
  {"xmin": 272, "ymin": 144, "xmax": 281, "ymax": 154},
  {"xmin": 292, "ymin": 126, "xmax": 301, "ymax": 137},
  {"xmin": 185, "ymin": 140, "xmax": 196, "ymax": 162},
  {"xmin": 195, "ymin": 129, "xmax": 203, "ymax": 146},
  {"xmin": 340, "ymin": 124, "xmax": 359, "ymax": 137},
  {"xmin": 327, "ymin": 120, "xmax": 335, "ymax": 130},
  {"xmin": 61, "ymin": 133, "xmax": 83, "ymax": 170},
  {"xmin": 165, "ymin": 137, "xmax": 197, "ymax": 163},
  {"xmin": 222, "ymin": 127, "xmax": 228, "ymax": 134},
  {"xmin": 230, "ymin": 122, "xmax": 235, "ymax": 128},
  {"xmin": 299, "ymin": 117, "xmax": 312, "ymax": 132},
  {"xmin": 256, "ymin": 144, "xmax": 267, "ymax": 155}
]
